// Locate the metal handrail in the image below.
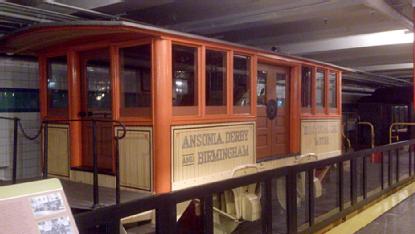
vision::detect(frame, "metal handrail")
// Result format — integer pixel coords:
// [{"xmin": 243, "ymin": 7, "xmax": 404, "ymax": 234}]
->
[
  {"xmin": 0, "ymin": 116, "xmax": 44, "ymax": 184},
  {"xmin": 357, "ymin": 121, "xmax": 375, "ymax": 148},
  {"xmin": 389, "ymin": 122, "xmax": 415, "ymax": 144},
  {"xmin": 341, "ymin": 122, "xmax": 352, "ymax": 151},
  {"xmin": 74, "ymin": 139, "xmax": 415, "ymax": 234},
  {"xmin": 42, "ymin": 118, "xmax": 127, "ymax": 207}
]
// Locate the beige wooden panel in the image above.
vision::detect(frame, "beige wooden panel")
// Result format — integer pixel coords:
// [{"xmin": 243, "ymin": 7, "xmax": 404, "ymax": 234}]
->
[
  {"xmin": 47, "ymin": 124, "xmax": 69, "ymax": 177},
  {"xmin": 172, "ymin": 122, "xmax": 256, "ymax": 184},
  {"xmin": 117, "ymin": 127, "xmax": 152, "ymax": 191},
  {"xmin": 301, "ymin": 119, "xmax": 341, "ymax": 155}
]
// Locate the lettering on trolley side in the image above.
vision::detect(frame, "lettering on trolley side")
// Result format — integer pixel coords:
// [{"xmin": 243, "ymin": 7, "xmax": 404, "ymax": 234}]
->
[
  {"xmin": 179, "ymin": 129, "xmax": 251, "ymax": 166},
  {"xmin": 303, "ymin": 122, "xmax": 339, "ymax": 146}
]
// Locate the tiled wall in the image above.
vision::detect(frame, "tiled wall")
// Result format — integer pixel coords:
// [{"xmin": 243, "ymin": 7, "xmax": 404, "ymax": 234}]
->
[{"xmin": 0, "ymin": 55, "xmax": 41, "ymax": 180}]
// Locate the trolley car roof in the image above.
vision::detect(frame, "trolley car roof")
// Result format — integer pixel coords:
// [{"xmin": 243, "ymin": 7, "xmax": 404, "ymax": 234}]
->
[{"xmin": 0, "ymin": 20, "xmax": 350, "ymax": 72}]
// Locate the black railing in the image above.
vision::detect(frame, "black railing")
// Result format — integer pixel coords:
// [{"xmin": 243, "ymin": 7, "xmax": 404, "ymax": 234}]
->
[
  {"xmin": 74, "ymin": 139, "xmax": 415, "ymax": 234},
  {"xmin": 0, "ymin": 116, "xmax": 127, "ymax": 208},
  {"xmin": 42, "ymin": 119, "xmax": 127, "ymax": 208},
  {"xmin": 0, "ymin": 116, "xmax": 42, "ymax": 184},
  {"xmin": 0, "ymin": 116, "xmax": 19, "ymax": 184}
]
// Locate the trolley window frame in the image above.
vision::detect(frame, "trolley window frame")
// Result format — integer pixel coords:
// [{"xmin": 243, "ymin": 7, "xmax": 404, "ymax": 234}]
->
[
  {"xmin": 40, "ymin": 52, "xmax": 70, "ymax": 119},
  {"xmin": 204, "ymin": 47, "xmax": 230, "ymax": 116},
  {"xmin": 301, "ymin": 66, "xmax": 341, "ymax": 118},
  {"xmin": 117, "ymin": 39, "xmax": 154, "ymax": 122}
]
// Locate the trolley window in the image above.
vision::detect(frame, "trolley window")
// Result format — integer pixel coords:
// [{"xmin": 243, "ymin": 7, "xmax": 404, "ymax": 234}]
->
[
  {"xmin": 315, "ymin": 69, "xmax": 325, "ymax": 110},
  {"xmin": 205, "ymin": 49, "xmax": 227, "ymax": 114},
  {"xmin": 172, "ymin": 44, "xmax": 198, "ymax": 115},
  {"xmin": 329, "ymin": 72, "xmax": 337, "ymax": 109},
  {"xmin": 233, "ymin": 54, "xmax": 251, "ymax": 113},
  {"xmin": 301, "ymin": 66, "xmax": 312, "ymax": 110},
  {"xmin": 257, "ymin": 70, "xmax": 267, "ymax": 106},
  {"xmin": 119, "ymin": 44, "xmax": 152, "ymax": 117},
  {"xmin": 46, "ymin": 56, "xmax": 68, "ymax": 116}
]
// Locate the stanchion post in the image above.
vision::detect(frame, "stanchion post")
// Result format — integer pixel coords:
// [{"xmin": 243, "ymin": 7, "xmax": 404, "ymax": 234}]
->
[
  {"xmin": 12, "ymin": 118, "xmax": 18, "ymax": 184},
  {"xmin": 92, "ymin": 120, "xmax": 99, "ymax": 208},
  {"xmin": 43, "ymin": 122, "xmax": 48, "ymax": 179}
]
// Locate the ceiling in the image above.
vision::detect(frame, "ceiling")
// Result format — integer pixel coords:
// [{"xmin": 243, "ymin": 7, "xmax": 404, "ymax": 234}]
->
[{"xmin": 0, "ymin": 0, "xmax": 413, "ymax": 95}]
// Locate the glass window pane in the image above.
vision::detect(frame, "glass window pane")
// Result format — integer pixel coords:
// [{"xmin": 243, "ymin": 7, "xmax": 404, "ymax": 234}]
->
[
  {"xmin": 233, "ymin": 55, "xmax": 250, "ymax": 107},
  {"xmin": 257, "ymin": 70, "xmax": 267, "ymax": 106},
  {"xmin": 120, "ymin": 44, "xmax": 152, "ymax": 117},
  {"xmin": 206, "ymin": 50, "xmax": 227, "ymax": 109},
  {"xmin": 316, "ymin": 70, "xmax": 325, "ymax": 108},
  {"xmin": 172, "ymin": 45, "xmax": 198, "ymax": 108},
  {"xmin": 276, "ymin": 73, "xmax": 286, "ymax": 108},
  {"xmin": 0, "ymin": 88, "xmax": 39, "ymax": 112},
  {"xmin": 301, "ymin": 67, "xmax": 312, "ymax": 108},
  {"xmin": 82, "ymin": 50, "xmax": 112, "ymax": 112},
  {"xmin": 47, "ymin": 56, "xmax": 68, "ymax": 113},
  {"xmin": 329, "ymin": 72, "xmax": 337, "ymax": 108}
]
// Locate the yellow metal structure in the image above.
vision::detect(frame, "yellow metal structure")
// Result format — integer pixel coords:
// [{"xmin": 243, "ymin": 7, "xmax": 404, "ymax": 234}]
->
[
  {"xmin": 389, "ymin": 122, "xmax": 415, "ymax": 144},
  {"xmin": 357, "ymin": 122, "xmax": 375, "ymax": 148}
]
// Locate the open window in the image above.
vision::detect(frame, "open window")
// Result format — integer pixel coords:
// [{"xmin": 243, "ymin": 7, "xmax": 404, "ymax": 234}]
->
[
  {"xmin": 119, "ymin": 44, "xmax": 152, "ymax": 118},
  {"xmin": 233, "ymin": 54, "xmax": 251, "ymax": 114},
  {"xmin": 315, "ymin": 69, "xmax": 326, "ymax": 113},
  {"xmin": 328, "ymin": 71, "xmax": 338, "ymax": 112},
  {"xmin": 205, "ymin": 49, "xmax": 227, "ymax": 115},
  {"xmin": 301, "ymin": 66, "xmax": 312, "ymax": 113},
  {"xmin": 172, "ymin": 44, "xmax": 199, "ymax": 116}
]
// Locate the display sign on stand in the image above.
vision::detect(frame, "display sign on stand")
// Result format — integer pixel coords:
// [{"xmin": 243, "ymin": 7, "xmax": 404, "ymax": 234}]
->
[{"xmin": 0, "ymin": 178, "xmax": 78, "ymax": 234}]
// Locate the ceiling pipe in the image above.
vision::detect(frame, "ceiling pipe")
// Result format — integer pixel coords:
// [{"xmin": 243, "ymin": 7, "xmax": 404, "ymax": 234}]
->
[
  {"xmin": 363, "ymin": 0, "xmax": 413, "ymax": 31},
  {"xmin": 0, "ymin": 2, "xmax": 79, "ymax": 22},
  {"xmin": 41, "ymin": 0, "xmax": 132, "ymax": 22}
]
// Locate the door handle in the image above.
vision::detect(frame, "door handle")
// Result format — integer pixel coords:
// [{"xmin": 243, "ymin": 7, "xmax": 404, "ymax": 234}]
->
[{"xmin": 266, "ymin": 99, "xmax": 278, "ymax": 120}]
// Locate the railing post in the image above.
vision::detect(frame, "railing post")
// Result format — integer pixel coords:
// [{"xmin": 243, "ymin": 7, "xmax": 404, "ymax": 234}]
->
[
  {"xmin": 395, "ymin": 148, "xmax": 399, "ymax": 182},
  {"xmin": 362, "ymin": 156, "xmax": 367, "ymax": 199},
  {"xmin": 92, "ymin": 120, "xmax": 99, "ymax": 208},
  {"xmin": 12, "ymin": 118, "xmax": 18, "ymax": 184},
  {"xmin": 202, "ymin": 195, "xmax": 213, "ymax": 234},
  {"xmin": 261, "ymin": 178, "xmax": 273, "ymax": 234},
  {"xmin": 115, "ymin": 138, "xmax": 120, "ymax": 205},
  {"xmin": 43, "ymin": 122, "xmax": 48, "ymax": 179},
  {"xmin": 388, "ymin": 150, "xmax": 392, "ymax": 186},
  {"xmin": 308, "ymin": 169, "xmax": 315, "ymax": 225},
  {"xmin": 106, "ymin": 219, "xmax": 120, "ymax": 234},
  {"xmin": 286, "ymin": 168, "xmax": 297, "ymax": 234},
  {"xmin": 156, "ymin": 199, "xmax": 177, "ymax": 234},
  {"xmin": 413, "ymin": 145, "xmax": 415, "ymax": 177},
  {"xmin": 408, "ymin": 146, "xmax": 412, "ymax": 177},
  {"xmin": 338, "ymin": 162, "xmax": 344, "ymax": 211},
  {"xmin": 350, "ymin": 158, "xmax": 358, "ymax": 205},
  {"xmin": 380, "ymin": 151, "xmax": 384, "ymax": 190}
]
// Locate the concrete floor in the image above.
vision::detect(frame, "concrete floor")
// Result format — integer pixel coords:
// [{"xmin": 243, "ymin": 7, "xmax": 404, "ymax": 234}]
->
[{"xmin": 357, "ymin": 193, "xmax": 415, "ymax": 234}]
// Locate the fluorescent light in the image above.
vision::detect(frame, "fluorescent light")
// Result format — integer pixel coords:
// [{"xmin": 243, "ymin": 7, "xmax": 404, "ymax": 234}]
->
[{"xmin": 279, "ymin": 29, "xmax": 414, "ymax": 54}]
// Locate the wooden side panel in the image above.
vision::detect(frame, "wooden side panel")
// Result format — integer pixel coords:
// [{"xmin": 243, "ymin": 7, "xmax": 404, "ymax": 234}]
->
[
  {"xmin": 47, "ymin": 124, "xmax": 70, "ymax": 177},
  {"xmin": 172, "ymin": 122, "xmax": 255, "ymax": 189},
  {"xmin": 117, "ymin": 126, "xmax": 152, "ymax": 191},
  {"xmin": 300, "ymin": 119, "xmax": 341, "ymax": 156}
]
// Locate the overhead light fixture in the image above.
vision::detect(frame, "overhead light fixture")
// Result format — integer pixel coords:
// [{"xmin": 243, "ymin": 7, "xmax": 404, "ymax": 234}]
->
[{"xmin": 373, "ymin": 29, "xmax": 413, "ymax": 44}]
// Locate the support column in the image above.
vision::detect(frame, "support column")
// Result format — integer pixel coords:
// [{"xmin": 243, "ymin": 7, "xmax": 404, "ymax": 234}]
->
[
  {"xmin": 413, "ymin": 3, "xmax": 415, "ymax": 109},
  {"xmin": 68, "ymin": 50, "xmax": 82, "ymax": 167},
  {"xmin": 153, "ymin": 38, "xmax": 172, "ymax": 193}
]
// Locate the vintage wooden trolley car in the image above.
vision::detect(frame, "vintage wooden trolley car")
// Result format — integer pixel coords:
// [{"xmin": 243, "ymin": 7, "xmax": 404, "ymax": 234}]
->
[{"xmin": 1, "ymin": 21, "xmax": 343, "ymax": 230}]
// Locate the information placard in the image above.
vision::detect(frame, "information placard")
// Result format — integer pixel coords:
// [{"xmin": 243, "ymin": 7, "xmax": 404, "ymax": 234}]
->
[{"xmin": 0, "ymin": 178, "xmax": 78, "ymax": 234}]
